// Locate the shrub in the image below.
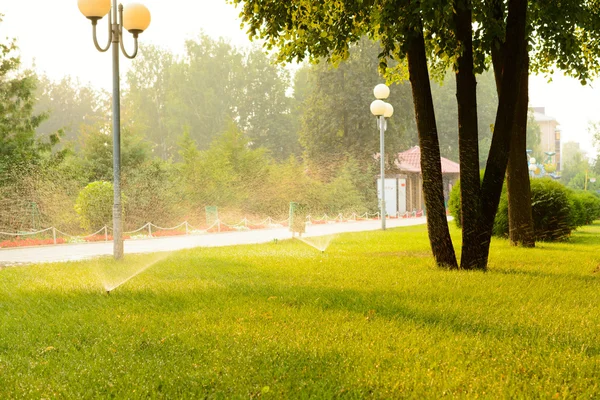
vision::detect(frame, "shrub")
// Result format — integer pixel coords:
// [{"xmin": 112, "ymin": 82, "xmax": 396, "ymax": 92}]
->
[
  {"xmin": 529, "ymin": 178, "xmax": 573, "ymax": 241},
  {"xmin": 569, "ymin": 192, "xmax": 587, "ymax": 228},
  {"xmin": 448, "ymin": 180, "xmax": 462, "ymax": 228},
  {"xmin": 569, "ymin": 191, "xmax": 600, "ymax": 227},
  {"xmin": 75, "ymin": 181, "xmax": 115, "ymax": 232},
  {"xmin": 449, "ymin": 177, "xmax": 576, "ymax": 242}
]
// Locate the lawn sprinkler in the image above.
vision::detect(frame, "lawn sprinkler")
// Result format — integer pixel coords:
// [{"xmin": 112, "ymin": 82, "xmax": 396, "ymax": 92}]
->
[{"xmin": 106, "ymin": 290, "xmax": 111, "ymax": 296}]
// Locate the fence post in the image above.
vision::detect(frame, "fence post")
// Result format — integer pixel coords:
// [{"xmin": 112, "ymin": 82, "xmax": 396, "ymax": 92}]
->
[
  {"xmin": 104, "ymin": 226, "xmax": 108, "ymax": 242},
  {"xmin": 52, "ymin": 227, "xmax": 57, "ymax": 245},
  {"xmin": 185, "ymin": 221, "xmax": 189, "ymax": 235},
  {"xmin": 148, "ymin": 223, "xmax": 152, "ymax": 237}
]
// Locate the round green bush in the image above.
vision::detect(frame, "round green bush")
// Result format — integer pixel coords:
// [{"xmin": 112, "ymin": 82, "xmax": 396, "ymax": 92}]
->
[
  {"xmin": 569, "ymin": 191, "xmax": 600, "ymax": 227},
  {"xmin": 529, "ymin": 178, "xmax": 573, "ymax": 241},
  {"xmin": 569, "ymin": 192, "xmax": 586, "ymax": 228},
  {"xmin": 75, "ymin": 181, "xmax": 115, "ymax": 231},
  {"xmin": 449, "ymin": 177, "xmax": 576, "ymax": 242}
]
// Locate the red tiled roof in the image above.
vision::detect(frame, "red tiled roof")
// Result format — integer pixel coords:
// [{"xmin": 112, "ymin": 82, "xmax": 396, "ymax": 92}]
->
[{"xmin": 395, "ymin": 146, "xmax": 460, "ymax": 174}]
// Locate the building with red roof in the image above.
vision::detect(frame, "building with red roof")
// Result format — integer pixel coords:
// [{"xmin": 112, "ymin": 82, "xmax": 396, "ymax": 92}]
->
[{"xmin": 381, "ymin": 146, "xmax": 459, "ymax": 215}]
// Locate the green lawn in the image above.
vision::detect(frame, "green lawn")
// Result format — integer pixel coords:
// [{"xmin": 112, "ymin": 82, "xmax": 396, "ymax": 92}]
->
[{"xmin": 1, "ymin": 224, "xmax": 600, "ymax": 398}]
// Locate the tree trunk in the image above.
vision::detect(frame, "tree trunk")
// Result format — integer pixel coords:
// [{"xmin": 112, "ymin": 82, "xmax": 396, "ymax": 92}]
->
[
  {"xmin": 489, "ymin": 0, "xmax": 535, "ymax": 248},
  {"xmin": 406, "ymin": 27, "xmax": 458, "ymax": 269},
  {"xmin": 477, "ymin": 0, "xmax": 529, "ymax": 268},
  {"xmin": 506, "ymin": 53, "xmax": 535, "ymax": 247},
  {"xmin": 454, "ymin": 0, "xmax": 485, "ymax": 270}
]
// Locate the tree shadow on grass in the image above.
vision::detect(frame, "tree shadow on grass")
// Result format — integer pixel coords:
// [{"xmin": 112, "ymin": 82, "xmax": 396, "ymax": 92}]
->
[
  {"xmin": 98, "ymin": 270, "xmax": 600, "ymax": 359},
  {"xmin": 4, "ymin": 255, "xmax": 600, "ymax": 365}
]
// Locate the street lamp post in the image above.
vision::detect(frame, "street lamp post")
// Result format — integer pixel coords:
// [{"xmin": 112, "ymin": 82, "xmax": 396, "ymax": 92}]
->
[
  {"xmin": 370, "ymin": 84, "xmax": 394, "ymax": 230},
  {"xmin": 78, "ymin": 0, "xmax": 151, "ymax": 259}
]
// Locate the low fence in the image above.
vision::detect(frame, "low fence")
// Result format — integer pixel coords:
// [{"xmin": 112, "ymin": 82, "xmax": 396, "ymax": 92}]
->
[{"xmin": 0, "ymin": 211, "xmax": 425, "ymax": 249}]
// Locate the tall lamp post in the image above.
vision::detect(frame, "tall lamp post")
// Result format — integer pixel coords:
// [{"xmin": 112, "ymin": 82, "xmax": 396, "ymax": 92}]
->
[
  {"xmin": 78, "ymin": 0, "xmax": 151, "ymax": 259},
  {"xmin": 370, "ymin": 84, "xmax": 394, "ymax": 230}
]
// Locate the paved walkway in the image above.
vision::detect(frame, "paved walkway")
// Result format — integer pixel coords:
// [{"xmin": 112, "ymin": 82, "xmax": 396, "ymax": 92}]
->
[{"xmin": 0, "ymin": 217, "xmax": 428, "ymax": 265}]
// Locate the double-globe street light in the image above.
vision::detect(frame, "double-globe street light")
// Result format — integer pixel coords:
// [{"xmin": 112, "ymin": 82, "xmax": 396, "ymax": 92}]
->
[
  {"xmin": 77, "ymin": 0, "xmax": 151, "ymax": 259},
  {"xmin": 370, "ymin": 84, "xmax": 394, "ymax": 230}
]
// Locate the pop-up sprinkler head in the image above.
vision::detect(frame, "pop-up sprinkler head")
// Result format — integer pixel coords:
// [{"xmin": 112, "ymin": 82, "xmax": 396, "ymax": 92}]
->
[{"xmin": 106, "ymin": 290, "xmax": 111, "ymax": 296}]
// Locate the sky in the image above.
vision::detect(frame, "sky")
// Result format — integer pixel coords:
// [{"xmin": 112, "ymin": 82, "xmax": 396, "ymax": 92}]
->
[{"xmin": 2, "ymin": 1, "xmax": 599, "ymax": 157}]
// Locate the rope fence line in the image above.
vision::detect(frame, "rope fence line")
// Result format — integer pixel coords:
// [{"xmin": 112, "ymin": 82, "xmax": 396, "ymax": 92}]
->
[
  {"xmin": 0, "ymin": 211, "xmax": 426, "ymax": 248},
  {"xmin": 0, "ymin": 227, "xmax": 54, "ymax": 237}
]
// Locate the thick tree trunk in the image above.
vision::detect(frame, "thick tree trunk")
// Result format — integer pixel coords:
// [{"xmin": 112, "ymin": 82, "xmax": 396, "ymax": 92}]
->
[
  {"xmin": 454, "ymin": 0, "xmax": 485, "ymax": 270},
  {"xmin": 406, "ymin": 28, "xmax": 458, "ymax": 269},
  {"xmin": 478, "ymin": 0, "xmax": 529, "ymax": 268},
  {"xmin": 489, "ymin": 2, "xmax": 535, "ymax": 248},
  {"xmin": 506, "ymin": 53, "xmax": 535, "ymax": 247}
]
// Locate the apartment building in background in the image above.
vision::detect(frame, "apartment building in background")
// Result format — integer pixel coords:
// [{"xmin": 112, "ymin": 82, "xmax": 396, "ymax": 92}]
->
[{"xmin": 531, "ymin": 107, "xmax": 561, "ymax": 171}]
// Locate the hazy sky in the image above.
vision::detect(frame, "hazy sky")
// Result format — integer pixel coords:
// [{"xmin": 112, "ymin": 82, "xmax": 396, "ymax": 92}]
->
[{"xmin": 2, "ymin": 1, "xmax": 599, "ymax": 156}]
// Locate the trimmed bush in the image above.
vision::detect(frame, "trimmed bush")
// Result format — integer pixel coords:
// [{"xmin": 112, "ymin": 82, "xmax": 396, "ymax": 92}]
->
[
  {"xmin": 529, "ymin": 179, "xmax": 573, "ymax": 241},
  {"xmin": 569, "ymin": 191, "xmax": 600, "ymax": 227},
  {"xmin": 75, "ymin": 181, "xmax": 115, "ymax": 231},
  {"xmin": 449, "ymin": 177, "xmax": 579, "ymax": 242}
]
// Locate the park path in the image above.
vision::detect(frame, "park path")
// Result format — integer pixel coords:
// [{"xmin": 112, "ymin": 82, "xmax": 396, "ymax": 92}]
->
[{"xmin": 0, "ymin": 217, "xmax": 427, "ymax": 265}]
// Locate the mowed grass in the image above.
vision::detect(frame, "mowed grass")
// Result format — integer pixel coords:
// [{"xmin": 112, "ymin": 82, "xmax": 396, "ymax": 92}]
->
[{"xmin": 1, "ymin": 224, "xmax": 600, "ymax": 399}]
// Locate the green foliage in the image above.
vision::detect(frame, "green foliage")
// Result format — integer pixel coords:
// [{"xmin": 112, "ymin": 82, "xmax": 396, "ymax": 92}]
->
[
  {"xmin": 3, "ymin": 225, "xmax": 600, "ymax": 397},
  {"xmin": 529, "ymin": 1, "xmax": 600, "ymax": 84},
  {"xmin": 175, "ymin": 122, "xmax": 375, "ymax": 219},
  {"xmin": 125, "ymin": 38, "xmax": 297, "ymax": 160},
  {"xmin": 297, "ymin": 38, "xmax": 416, "ymax": 165},
  {"xmin": 567, "ymin": 172, "xmax": 598, "ymax": 191},
  {"xmin": 76, "ymin": 124, "xmax": 153, "ymax": 183},
  {"xmin": 561, "ymin": 142, "xmax": 590, "ymax": 187},
  {"xmin": 431, "ymin": 70, "xmax": 497, "ymax": 165},
  {"xmin": 448, "ymin": 179, "xmax": 462, "ymax": 228},
  {"xmin": 569, "ymin": 191, "xmax": 600, "ymax": 227},
  {"xmin": 529, "ymin": 179, "xmax": 582, "ymax": 241},
  {"xmin": 450, "ymin": 177, "xmax": 587, "ymax": 242},
  {"xmin": 0, "ymin": 35, "xmax": 55, "ymax": 184},
  {"xmin": 74, "ymin": 181, "xmax": 114, "ymax": 231},
  {"xmin": 526, "ymin": 112, "xmax": 543, "ymax": 160},
  {"xmin": 500, "ymin": 179, "xmax": 573, "ymax": 241},
  {"xmin": 34, "ymin": 75, "xmax": 109, "ymax": 146},
  {"xmin": 122, "ymin": 159, "xmax": 181, "ymax": 229}
]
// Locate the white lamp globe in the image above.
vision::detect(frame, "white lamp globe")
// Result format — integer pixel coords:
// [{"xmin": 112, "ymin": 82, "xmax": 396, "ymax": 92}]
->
[
  {"xmin": 370, "ymin": 100, "xmax": 386, "ymax": 116},
  {"xmin": 123, "ymin": 3, "xmax": 151, "ymax": 34},
  {"xmin": 383, "ymin": 102, "xmax": 394, "ymax": 118},
  {"xmin": 373, "ymin": 84, "xmax": 390, "ymax": 100},
  {"xmin": 78, "ymin": 0, "xmax": 111, "ymax": 19}
]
